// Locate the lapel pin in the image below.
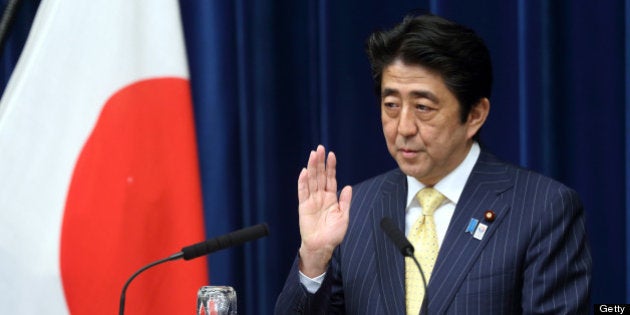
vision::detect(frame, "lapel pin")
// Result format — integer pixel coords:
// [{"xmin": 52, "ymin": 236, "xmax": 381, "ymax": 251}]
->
[
  {"xmin": 484, "ymin": 210, "xmax": 496, "ymax": 223},
  {"xmin": 473, "ymin": 223, "xmax": 488, "ymax": 240},
  {"xmin": 465, "ymin": 218, "xmax": 479, "ymax": 235}
]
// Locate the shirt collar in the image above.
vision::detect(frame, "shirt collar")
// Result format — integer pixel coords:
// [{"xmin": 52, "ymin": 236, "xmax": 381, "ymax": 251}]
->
[{"xmin": 406, "ymin": 142, "xmax": 481, "ymax": 207}]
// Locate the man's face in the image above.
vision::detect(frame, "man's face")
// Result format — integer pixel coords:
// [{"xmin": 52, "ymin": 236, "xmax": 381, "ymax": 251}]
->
[{"xmin": 381, "ymin": 59, "xmax": 484, "ymax": 186}]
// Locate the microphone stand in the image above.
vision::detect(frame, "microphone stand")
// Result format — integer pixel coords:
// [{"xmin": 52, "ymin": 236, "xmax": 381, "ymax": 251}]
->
[
  {"xmin": 380, "ymin": 217, "xmax": 429, "ymax": 315},
  {"xmin": 117, "ymin": 223, "xmax": 267, "ymax": 315},
  {"xmin": 409, "ymin": 253, "xmax": 428, "ymax": 315},
  {"xmin": 118, "ymin": 253, "xmax": 183, "ymax": 315}
]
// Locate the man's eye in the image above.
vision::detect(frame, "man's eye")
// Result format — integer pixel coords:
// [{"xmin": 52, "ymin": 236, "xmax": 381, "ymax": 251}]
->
[
  {"xmin": 416, "ymin": 104, "xmax": 432, "ymax": 111},
  {"xmin": 383, "ymin": 102, "xmax": 398, "ymax": 108}
]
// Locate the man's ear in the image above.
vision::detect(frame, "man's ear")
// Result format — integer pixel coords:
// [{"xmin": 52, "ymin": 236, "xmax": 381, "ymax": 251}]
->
[{"xmin": 466, "ymin": 97, "xmax": 490, "ymax": 139}]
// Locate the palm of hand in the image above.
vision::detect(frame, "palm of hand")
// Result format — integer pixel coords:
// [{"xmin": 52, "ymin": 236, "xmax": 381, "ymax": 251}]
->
[{"xmin": 299, "ymin": 187, "xmax": 347, "ymax": 252}]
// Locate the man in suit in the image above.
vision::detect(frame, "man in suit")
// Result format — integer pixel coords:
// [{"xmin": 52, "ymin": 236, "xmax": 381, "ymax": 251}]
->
[{"xmin": 275, "ymin": 14, "xmax": 591, "ymax": 314}]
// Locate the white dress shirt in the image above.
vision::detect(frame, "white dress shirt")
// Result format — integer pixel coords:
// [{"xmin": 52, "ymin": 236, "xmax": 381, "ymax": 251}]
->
[{"xmin": 405, "ymin": 142, "xmax": 480, "ymax": 243}]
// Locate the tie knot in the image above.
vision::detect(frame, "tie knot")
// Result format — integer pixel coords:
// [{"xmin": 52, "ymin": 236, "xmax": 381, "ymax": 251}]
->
[{"xmin": 416, "ymin": 187, "xmax": 445, "ymax": 216}]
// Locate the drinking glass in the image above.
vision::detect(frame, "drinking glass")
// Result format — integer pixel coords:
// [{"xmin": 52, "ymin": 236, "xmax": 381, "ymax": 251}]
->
[{"xmin": 197, "ymin": 286, "xmax": 237, "ymax": 315}]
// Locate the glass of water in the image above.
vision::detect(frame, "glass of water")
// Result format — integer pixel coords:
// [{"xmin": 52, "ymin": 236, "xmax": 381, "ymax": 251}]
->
[{"xmin": 197, "ymin": 286, "xmax": 237, "ymax": 315}]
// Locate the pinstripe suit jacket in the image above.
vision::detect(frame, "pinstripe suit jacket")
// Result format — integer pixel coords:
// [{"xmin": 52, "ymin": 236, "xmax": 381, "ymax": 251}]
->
[{"xmin": 275, "ymin": 151, "xmax": 592, "ymax": 314}]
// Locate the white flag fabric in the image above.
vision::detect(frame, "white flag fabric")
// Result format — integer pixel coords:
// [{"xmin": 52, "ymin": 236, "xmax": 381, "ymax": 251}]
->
[{"xmin": 0, "ymin": 0, "xmax": 208, "ymax": 313}]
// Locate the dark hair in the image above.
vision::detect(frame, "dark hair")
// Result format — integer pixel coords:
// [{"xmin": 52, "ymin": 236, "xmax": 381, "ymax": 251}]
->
[{"xmin": 366, "ymin": 14, "xmax": 492, "ymax": 128}]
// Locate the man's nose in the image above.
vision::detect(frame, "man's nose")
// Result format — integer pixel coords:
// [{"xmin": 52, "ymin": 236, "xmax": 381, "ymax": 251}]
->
[{"xmin": 397, "ymin": 106, "xmax": 417, "ymax": 136}]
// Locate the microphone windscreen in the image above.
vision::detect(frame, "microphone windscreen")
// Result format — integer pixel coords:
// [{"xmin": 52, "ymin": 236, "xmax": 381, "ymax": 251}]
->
[
  {"xmin": 182, "ymin": 223, "xmax": 269, "ymax": 260},
  {"xmin": 380, "ymin": 217, "xmax": 414, "ymax": 257}
]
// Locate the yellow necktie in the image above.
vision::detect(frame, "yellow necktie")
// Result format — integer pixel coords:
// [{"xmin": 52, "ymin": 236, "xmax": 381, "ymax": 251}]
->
[{"xmin": 406, "ymin": 187, "xmax": 445, "ymax": 315}]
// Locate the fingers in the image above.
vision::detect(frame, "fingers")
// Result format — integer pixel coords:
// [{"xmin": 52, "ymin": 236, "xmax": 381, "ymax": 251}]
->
[
  {"xmin": 305, "ymin": 145, "xmax": 331, "ymax": 193},
  {"xmin": 297, "ymin": 168, "xmax": 309, "ymax": 203},
  {"xmin": 316, "ymin": 145, "xmax": 326, "ymax": 193},
  {"xmin": 302, "ymin": 145, "xmax": 340, "ymax": 202},
  {"xmin": 339, "ymin": 185, "xmax": 352, "ymax": 216},
  {"xmin": 325, "ymin": 151, "xmax": 337, "ymax": 193},
  {"xmin": 306, "ymin": 150, "xmax": 318, "ymax": 194}
]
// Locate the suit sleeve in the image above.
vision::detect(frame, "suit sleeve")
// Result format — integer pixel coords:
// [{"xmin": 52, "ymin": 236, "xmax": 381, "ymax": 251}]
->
[
  {"xmin": 274, "ymin": 249, "xmax": 346, "ymax": 315},
  {"xmin": 522, "ymin": 185, "xmax": 592, "ymax": 314}
]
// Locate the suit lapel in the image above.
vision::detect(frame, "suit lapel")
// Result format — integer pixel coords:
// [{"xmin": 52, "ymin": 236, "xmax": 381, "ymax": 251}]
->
[
  {"xmin": 372, "ymin": 169, "xmax": 407, "ymax": 315},
  {"xmin": 425, "ymin": 152, "xmax": 514, "ymax": 314}
]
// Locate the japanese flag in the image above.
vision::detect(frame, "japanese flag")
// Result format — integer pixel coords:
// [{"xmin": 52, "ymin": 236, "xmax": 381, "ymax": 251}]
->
[{"xmin": 0, "ymin": 0, "xmax": 208, "ymax": 313}]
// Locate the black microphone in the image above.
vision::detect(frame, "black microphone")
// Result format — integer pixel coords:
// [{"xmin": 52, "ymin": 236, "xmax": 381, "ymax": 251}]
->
[
  {"xmin": 119, "ymin": 223, "xmax": 269, "ymax": 315},
  {"xmin": 179, "ymin": 223, "xmax": 269, "ymax": 260},
  {"xmin": 380, "ymin": 216, "xmax": 414, "ymax": 257},
  {"xmin": 380, "ymin": 217, "xmax": 427, "ymax": 315}
]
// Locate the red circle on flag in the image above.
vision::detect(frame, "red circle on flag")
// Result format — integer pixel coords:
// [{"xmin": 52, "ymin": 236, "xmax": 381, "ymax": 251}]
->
[{"xmin": 60, "ymin": 77, "xmax": 208, "ymax": 314}]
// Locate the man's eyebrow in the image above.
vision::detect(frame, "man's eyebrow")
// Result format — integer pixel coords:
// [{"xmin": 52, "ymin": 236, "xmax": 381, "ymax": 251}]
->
[
  {"xmin": 381, "ymin": 88, "xmax": 398, "ymax": 98},
  {"xmin": 381, "ymin": 88, "xmax": 439, "ymax": 103},
  {"xmin": 410, "ymin": 90, "xmax": 439, "ymax": 103}
]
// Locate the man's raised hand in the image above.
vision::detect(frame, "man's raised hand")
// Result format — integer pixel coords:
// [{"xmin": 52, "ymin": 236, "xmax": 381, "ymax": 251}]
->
[{"xmin": 297, "ymin": 145, "xmax": 352, "ymax": 278}]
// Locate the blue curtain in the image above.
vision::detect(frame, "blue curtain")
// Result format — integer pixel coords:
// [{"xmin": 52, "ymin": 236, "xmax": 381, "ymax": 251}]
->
[
  {"xmin": 0, "ymin": 0, "xmax": 39, "ymax": 91},
  {"xmin": 1, "ymin": 0, "xmax": 628, "ymax": 313}
]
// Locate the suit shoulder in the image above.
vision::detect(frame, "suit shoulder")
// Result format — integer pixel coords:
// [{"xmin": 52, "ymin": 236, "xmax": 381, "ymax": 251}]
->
[
  {"xmin": 480, "ymin": 151, "xmax": 580, "ymax": 198},
  {"xmin": 350, "ymin": 168, "xmax": 405, "ymax": 191}
]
